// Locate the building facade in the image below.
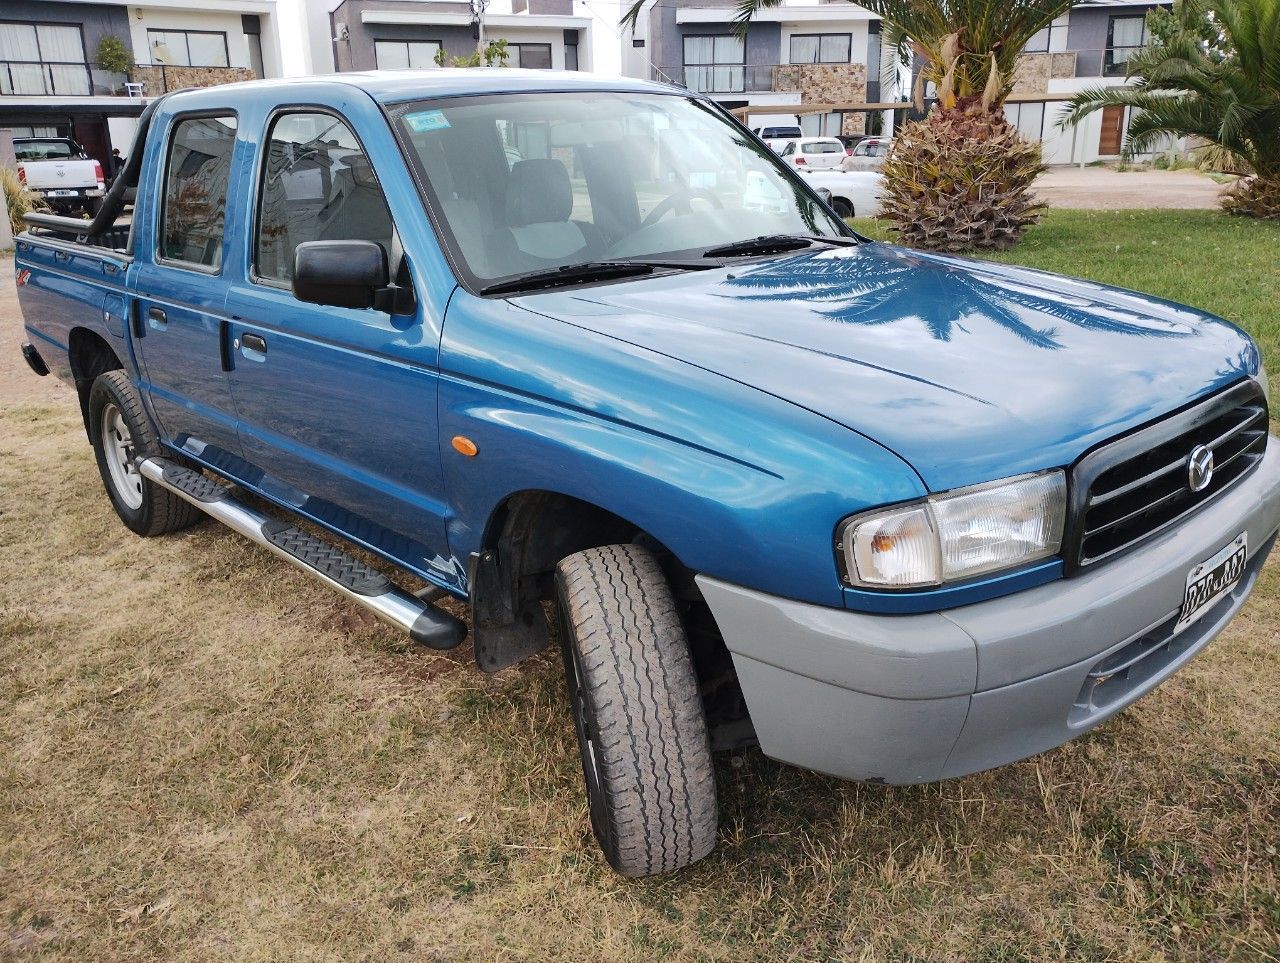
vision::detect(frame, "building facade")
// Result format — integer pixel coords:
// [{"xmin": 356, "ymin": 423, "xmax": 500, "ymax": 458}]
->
[
  {"xmin": 621, "ymin": 0, "xmax": 1174, "ymax": 163},
  {"xmin": 320, "ymin": 0, "xmax": 593, "ymax": 74},
  {"xmin": 1, "ymin": 0, "xmax": 288, "ymax": 166}
]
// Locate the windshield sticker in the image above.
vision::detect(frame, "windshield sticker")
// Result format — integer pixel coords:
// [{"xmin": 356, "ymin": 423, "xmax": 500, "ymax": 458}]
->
[{"xmin": 405, "ymin": 110, "xmax": 451, "ymax": 133}]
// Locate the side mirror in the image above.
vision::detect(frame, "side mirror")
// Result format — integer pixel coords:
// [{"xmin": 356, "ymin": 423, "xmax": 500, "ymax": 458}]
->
[
  {"xmin": 293, "ymin": 240, "xmax": 389, "ymax": 310},
  {"xmin": 815, "ymin": 187, "xmax": 833, "ymax": 203}
]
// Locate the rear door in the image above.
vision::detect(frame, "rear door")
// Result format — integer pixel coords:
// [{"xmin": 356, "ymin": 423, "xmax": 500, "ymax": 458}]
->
[
  {"xmin": 131, "ymin": 112, "xmax": 242, "ymax": 460},
  {"xmin": 223, "ymin": 104, "xmax": 456, "ymax": 587}
]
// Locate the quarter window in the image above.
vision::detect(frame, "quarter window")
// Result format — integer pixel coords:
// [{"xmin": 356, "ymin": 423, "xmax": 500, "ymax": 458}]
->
[
  {"xmin": 254, "ymin": 111, "xmax": 395, "ymax": 284},
  {"xmin": 159, "ymin": 115, "xmax": 237, "ymax": 270}
]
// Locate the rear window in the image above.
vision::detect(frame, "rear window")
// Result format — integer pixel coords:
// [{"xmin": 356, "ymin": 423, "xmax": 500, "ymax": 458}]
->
[
  {"xmin": 762, "ymin": 126, "xmax": 802, "ymax": 139},
  {"xmin": 804, "ymin": 141, "xmax": 842, "ymax": 154},
  {"xmin": 14, "ymin": 139, "xmax": 77, "ymax": 161}
]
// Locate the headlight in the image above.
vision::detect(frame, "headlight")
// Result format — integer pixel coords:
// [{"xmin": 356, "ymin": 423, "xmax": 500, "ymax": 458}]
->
[{"xmin": 840, "ymin": 470, "xmax": 1067, "ymax": 589}]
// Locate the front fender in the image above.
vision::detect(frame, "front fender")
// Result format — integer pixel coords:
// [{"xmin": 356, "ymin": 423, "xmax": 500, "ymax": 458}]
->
[{"xmin": 438, "ymin": 292, "xmax": 924, "ymax": 608}]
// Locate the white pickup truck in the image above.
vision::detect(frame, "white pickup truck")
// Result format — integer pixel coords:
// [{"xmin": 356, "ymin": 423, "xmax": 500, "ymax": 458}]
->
[{"xmin": 14, "ymin": 137, "xmax": 106, "ymax": 216}]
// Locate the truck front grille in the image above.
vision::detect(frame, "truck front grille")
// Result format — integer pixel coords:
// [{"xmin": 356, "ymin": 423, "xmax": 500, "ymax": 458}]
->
[{"xmin": 1067, "ymin": 381, "xmax": 1268, "ymax": 570}]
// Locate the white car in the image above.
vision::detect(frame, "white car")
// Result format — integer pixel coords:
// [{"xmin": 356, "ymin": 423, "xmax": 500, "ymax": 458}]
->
[
  {"xmin": 797, "ymin": 169, "xmax": 884, "ymax": 219},
  {"xmin": 779, "ymin": 137, "xmax": 847, "ymax": 170},
  {"xmin": 841, "ymin": 137, "xmax": 894, "ymax": 171}
]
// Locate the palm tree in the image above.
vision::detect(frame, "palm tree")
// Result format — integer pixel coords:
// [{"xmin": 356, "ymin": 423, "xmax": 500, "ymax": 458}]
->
[
  {"xmin": 1060, "ymin": 0, "xmax": 1280, "ymax": 219},
  {"xmin": 621, "ymin": 0, "xmax": 1075, "ymax": 251}
]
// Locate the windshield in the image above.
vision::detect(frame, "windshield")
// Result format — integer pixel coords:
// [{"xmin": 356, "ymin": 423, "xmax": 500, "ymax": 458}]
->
[
  {"xmin": 392, "ymin": 92, "xmax": 846, "ymax": 289},
  {"xmin": 15, "ymin": 139, "xmax": 77, "ymax": 161}
]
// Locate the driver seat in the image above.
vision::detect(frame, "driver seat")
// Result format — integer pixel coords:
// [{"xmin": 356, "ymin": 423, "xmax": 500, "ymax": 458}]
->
[{"xmin": 487, "ymin": 159, "xmax": 602, "ymax": 271}]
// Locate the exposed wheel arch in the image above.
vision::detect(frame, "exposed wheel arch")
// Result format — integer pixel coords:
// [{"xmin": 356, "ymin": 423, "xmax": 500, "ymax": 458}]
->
[
  {"xmin": 68, "ymin": 328, "xmax": 125, "ymax": 442},
  {"xmin": 831, "ymin": 196, "xmax": 854, "ymax": 219}
]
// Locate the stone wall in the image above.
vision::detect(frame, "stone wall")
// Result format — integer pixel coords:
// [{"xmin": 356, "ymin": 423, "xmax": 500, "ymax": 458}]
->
[
  {"xmin": 131, "ymin": 65, "xmax": 255, "ymax": 95},
  {"xmin": 773, "ymin": 63, "xmax": 868, "ymax": 135},
  {"xmin": 1010, "ymin": 52, "xmax": 1077, "ymax": 97}
]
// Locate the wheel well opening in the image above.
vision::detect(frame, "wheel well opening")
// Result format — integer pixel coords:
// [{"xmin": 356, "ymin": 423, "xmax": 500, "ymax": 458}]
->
[
  {"xmin": 68, "ymin": 328, "xmax": 124, "ymax": 441},
  {"xmin": 472, "ymin": 490, "xmax": 753, "ymax": 750}
]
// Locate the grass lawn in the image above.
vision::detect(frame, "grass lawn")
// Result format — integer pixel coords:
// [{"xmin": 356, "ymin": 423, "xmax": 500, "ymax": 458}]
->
[{"xmin": 3, "ymin": 211, "xmax": 1280, "ymax": 961}]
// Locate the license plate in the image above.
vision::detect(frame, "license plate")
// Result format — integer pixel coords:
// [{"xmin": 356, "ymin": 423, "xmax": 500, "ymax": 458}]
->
[
  {"xmin": 47, "ymin": 189, "xmax": 77, "ymax": 197},
  {"xmin": 1175, "ymin": 533, "xmax": 1247, "ymax": 635}
]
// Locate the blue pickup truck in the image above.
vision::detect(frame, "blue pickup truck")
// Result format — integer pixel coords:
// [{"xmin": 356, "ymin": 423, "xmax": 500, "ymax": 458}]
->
[{"xmin": 16, "ymin": 70, "xmax": 1280, "ymax": 877}]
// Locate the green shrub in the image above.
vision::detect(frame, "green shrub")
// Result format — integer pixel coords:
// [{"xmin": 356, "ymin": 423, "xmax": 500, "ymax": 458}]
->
[{"xmin": 96, "ymin": 35, "xmax": 132, "ymax": 75}]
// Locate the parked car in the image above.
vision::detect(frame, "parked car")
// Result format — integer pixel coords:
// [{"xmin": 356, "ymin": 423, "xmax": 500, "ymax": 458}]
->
[
  {"xmin": 16, "ymin": 71, "xmax": 1280, "ymax": 879},
  {"xmin": 796, "ymin": 169, "xmax": 884, "ymax": 218},
  {"xmin": 841, "ymin": 136, "xmax": 894, "ymax": 171},
  {"xmin": 779, "ymin": 136, "xmax": 847, "ymax": 170},
  {"xmin": 13, "ymin": 137, "xmax": 106, "ymax": 216},
  {"xmin": 752, "ymin": 124, "xmax": 803, "ymax": 153}
]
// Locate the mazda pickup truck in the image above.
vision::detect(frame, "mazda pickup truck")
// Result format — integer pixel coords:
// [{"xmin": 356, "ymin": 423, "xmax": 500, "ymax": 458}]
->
[{"xmin": 15, "ymin": 71, "xmax": 1280, "ymax": 878}]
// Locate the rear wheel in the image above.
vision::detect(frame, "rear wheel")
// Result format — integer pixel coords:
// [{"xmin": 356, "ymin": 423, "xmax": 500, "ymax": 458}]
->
[
  {"xmin": 88, "ymin": 370, "xmax": 201, "ymax": 536},
  {"xmin": 554, "ymin": 544, "xmax": 718, "ymax": 876}
]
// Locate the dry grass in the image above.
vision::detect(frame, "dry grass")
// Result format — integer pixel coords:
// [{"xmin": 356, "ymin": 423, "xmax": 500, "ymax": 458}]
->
[{"xmin": 3, "ymin": 247, "xmax": 1279, "ymax": 961}]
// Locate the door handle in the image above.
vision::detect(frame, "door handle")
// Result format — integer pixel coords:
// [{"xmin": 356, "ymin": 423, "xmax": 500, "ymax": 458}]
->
[
  {"xmin": 241, "ymin": 332, "xmax": 267, "ymax": 355},
  {"xmin": 147, "ymin": 306, "xmax": 167, "ymax": 330}
]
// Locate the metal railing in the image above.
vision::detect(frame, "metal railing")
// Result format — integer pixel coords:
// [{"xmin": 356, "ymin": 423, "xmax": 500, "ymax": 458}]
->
[
  {"xmin": 1, "ymin": 61, "xmax": 254, "ymax": 98},
  {"xmin": 655, "ymin": 63, "xmax": 885, "ymax": 96}
]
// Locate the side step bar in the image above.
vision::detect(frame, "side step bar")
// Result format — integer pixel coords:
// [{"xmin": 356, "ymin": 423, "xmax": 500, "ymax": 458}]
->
[{"xmin": 139, "ymin": 457, "xmax": 467, "ymax": 650}]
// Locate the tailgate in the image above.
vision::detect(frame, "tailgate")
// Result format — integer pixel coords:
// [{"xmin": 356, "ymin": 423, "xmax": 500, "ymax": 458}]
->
[{"xmin": 21, "ymin": 160, "xmax": 99, "ymax": 190}]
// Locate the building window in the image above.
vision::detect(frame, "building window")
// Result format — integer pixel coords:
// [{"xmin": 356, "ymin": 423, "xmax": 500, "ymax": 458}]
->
[
  {"xmin": 148, "ymin": 30, "xmax": 229, "ymax": 68},
  {"xmin": 510, "ymin": 43, "xmax": 552, "ymax": 69},
  {"xmin": 1004, "ymin": 101, "xmax": 1046, "ymax": 142},
  {"xmin": 789, "ymin": 33, "xmax": 852, "ymax": 65},
  {"xmin": 243, "ymin": 14, "xmax": 264, "ymax": 77},
  {"xmin": 682, "ymin": 35, "xmax": 744, "ymax": 93},
  {"xmin": 159, "ymin": 115, "xmax": 237, "ymax": 270},
  {"xmin": 0, "ymin": 22, "xmax": 90, "ymax": 96},
  {"xmin": 1105, "ymin": 15, "xmax": 1147, "ymax": 75},
  {"xmin": 374, "ymin": 40, "xmax": 442, "ymax": 69},
  {"xmin": 565, "ymin": 43, "xmax": 578, "ymax": 71},
  {"xmin": 1024, "ymin": 13, "xmax": 1070, "ymax": 53}
]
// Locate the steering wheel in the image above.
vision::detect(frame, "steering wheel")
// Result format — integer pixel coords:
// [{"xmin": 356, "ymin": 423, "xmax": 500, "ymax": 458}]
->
[{"xmin": 641, "ymin": 188, "xmax": 723, "ymax": 228}]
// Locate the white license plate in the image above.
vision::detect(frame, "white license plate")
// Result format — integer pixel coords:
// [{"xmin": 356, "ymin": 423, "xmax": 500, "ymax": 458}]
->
[
  {"xmin": 1175, "ymin": 533, "xmax": 1247, "ymax": 635},
  {"xmin": 47, "ymin": 189, "xmax": 77, "ymax": 197}
]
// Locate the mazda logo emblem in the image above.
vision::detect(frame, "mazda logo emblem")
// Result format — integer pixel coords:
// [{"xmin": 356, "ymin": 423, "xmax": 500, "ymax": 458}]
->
[{"xmin": 1188, "ymin": 445, "xmax": 1214, "ymax": 492}]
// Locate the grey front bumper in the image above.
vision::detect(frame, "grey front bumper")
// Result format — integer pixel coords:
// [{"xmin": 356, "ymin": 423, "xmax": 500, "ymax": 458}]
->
[{"xmin": 698, "ymin": 442, "xmax": 1280, "ymax": 785}]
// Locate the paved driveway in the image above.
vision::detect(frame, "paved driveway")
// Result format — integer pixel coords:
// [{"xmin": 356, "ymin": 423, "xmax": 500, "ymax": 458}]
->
[{"xmin": 1036, "ymin": 167, "xmax": 1230, "ymax": 209}]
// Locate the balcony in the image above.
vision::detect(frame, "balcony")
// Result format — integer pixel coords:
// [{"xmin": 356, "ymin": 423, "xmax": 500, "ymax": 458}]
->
[{"xmin": 1, "ymin": 61, "xmax": 255, "ymax": 98}]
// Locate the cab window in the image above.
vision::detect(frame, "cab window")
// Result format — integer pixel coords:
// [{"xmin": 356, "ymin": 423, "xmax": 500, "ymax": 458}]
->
[{"xmin": 254, "ymin": 111, "xmax": 395, "ymax": 284}]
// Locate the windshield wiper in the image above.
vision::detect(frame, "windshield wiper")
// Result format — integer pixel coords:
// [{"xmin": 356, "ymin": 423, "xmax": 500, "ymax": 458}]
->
[
  {"xmin": 480, "ymin": 261, "xmax": 657, "ymax": 297},
  {"xmin": 478, "ymin": 258, "xmax": 718, "ymax": 297},
  {"xmin": 700, "ymin": 233, "xmax": 859, "ymax": 259}
]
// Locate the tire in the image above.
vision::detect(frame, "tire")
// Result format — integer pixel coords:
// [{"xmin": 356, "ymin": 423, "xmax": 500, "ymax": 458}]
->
[
  {"xmin": 831, "ymin": 197, "xmax": 854, "ymax": 219},
  {"xmin": 554, "ymin": 544, "xmax": 718, "ymax": 876},
  {"xmin": 88, "ymin": 370, "xmax": 202, "ymax": 537}
]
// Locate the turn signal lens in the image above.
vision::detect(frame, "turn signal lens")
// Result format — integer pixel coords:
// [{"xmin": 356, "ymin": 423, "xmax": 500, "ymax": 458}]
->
[{"xmin": 841, "ymin": 470, "xmax": 1066, "ymax": 589}]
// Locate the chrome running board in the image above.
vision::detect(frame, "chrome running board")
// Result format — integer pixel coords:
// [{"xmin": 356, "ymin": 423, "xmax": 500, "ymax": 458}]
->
[{"xmin": 138, "ymin": 457, "xmax": 467, "ymax": 650}]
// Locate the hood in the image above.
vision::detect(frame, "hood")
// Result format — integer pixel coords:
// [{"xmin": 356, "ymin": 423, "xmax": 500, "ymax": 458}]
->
[{"xmin": 517, "ymin": 243, "xmax": 1259, "ymax": 492}]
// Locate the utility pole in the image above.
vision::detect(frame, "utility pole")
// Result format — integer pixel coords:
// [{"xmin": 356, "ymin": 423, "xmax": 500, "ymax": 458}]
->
[{"xmin": 471, "ymin": 0, "xmax": 488, "ymax": 55}]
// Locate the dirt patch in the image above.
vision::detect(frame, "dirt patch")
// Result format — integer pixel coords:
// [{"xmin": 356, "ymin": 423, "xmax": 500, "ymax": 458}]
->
[{"xmin": 1036, "ymin": 167, "xmax": 1230, "ymax": 210}]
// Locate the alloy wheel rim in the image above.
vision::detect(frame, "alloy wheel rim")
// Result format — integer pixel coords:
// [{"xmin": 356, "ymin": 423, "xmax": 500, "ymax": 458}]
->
[{"xmin": 101, "ymin": 402, "xmax": 143, "ymax": 510}]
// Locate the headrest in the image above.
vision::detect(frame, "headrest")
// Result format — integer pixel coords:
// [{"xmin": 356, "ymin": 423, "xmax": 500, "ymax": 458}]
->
[{"xmin": 505, "ymin": 158, "xmax": 572, "ymax": 226}]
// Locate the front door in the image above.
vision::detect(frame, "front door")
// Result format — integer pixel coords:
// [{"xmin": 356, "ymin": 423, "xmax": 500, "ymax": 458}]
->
[
  {"xmin": 132, "ymin": 112, "xmax": 242, "ymax": 461},
  {"xmin": 1098, "ymin": 105, "xmax": 1125, "ymax": 156},
  {"xmin": 223, "ymin": 108, "xmax": 455, "ymax": 587}
]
